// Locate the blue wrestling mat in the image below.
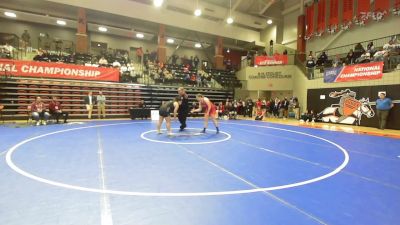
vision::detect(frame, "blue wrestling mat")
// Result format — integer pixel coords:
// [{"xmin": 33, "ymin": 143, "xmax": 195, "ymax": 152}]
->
[{"xmin": 0, "ymin": 119, "xmax": 399, "ymax": 225}]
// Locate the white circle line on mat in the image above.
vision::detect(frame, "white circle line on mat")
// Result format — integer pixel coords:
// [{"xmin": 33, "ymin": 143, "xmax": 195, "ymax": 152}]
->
[
  {"xmin": 5, "ymin": 122, "xmax": 350, "ymax": 197},
  {"xmin": 140, "ymin": 128, "xmax": 231, "ymax": 145}
]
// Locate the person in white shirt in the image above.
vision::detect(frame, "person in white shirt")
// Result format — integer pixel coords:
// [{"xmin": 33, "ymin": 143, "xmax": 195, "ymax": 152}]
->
[{"xmin": 97, "ymin": 91, "xmax": 106, "ymax": 119}]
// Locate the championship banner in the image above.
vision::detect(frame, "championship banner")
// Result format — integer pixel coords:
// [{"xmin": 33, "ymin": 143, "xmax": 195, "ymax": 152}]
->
[
  {"xmin": 306, "ymin": 4, "xmax": 315, "ymax": 38},
  {"xmin": 317, "ymin": 0, "xmax": 326, "ymax": 34},
  {"xmin": 342, "ymin": 0, "xmax": 353, "ymax": 24},
  {"xmin": 374, "ymin": 0, "xmax": 389, "ymax": 12},
  {"xmin": 329, "ymin": 0, "xmax": 339, "ymax": 25},
  {"xmin": 324, "ymin": 62, "xmax": 384, "ymax": 83},
  {"xmin": 357, "ymin": 0, "xmax": 370, "ymax": 23},
  {"xmin": 0, "ymin": 60, "xmax": 120, "ymax": 82},
  {"xmin": 254, "ymin": 55, "xmax": 288, "ymax": 66}
]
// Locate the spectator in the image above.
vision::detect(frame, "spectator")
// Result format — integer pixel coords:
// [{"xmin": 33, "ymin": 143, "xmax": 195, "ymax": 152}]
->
[
  {"xmin": 255, "ymin": 106, "xmax": 264, "ymax": 120},
  {"xmin": 316, "ymin": 51, "xmax": 328, "ymax": 66},
  {"xmin": 97, "ymin": 91, "xmax": 106, "ymax": 119},
  {"xmin": 246, "ymin": 51, "xmax": 252, "ymax": 66},
  {"xmin": 217, "ymin": 102, "xmax": 225, "ymax": 119},
  {"xmin": 292, "ymin": 97, "xmax": 300, "ymax": 120},
  {"xmin": 84, "ymin": 91, "xmax": 95, "ymax": 119},
  {"xmin": 269, "ymin": 40, "xmax": 274, "ymax": 56},
  {"xmin": 306, "ymin": 55, "xmax": 316, "ymax": 80},
  {"xmin": 366, "ymin": 42, "xmax": 376, "ymax": 55},
  {"xmin": 31, "ymin": 97, "xmax": 50, "ymax": 126},
  {"xmin": 346, "ymin": 49, "xmax": 356, "ymax": 65},
  {"xmin": 300, "ymin": 109, "xmax": 316, "ymax": 122},
  {"xmin": 98, "ymin": 56, "xmax": 108, "ymax": 66},
  {"xmin": 376, "ymin": 92, "xmax": 394, "ymax": 130},
  {"xmin": 3, "ymin": 43, "xmax": 14, "ymax": 58},
  {"xmin": 193, "ymin": 55, "xmax": 200, "ymax": 68},
  {"xmin": 273, "ymin": 98, "xmax": 280, "ymax": 117},
  {"xmin": 281, "ymin": 97, "xmax": 289, "ymax": 118},
  {"xmin": 136, "ymin": 47, "xmax": 143, "ymax": 63},
  {"xmin": 48, "ymin": 96, "xmax": 69, "ymax": 123},
  {"xmin": 138, "ymin": 99, "xmax": 146, "ymax": 108},
  {"xmin": 354, "ymin": 43, "xmax": 365, "ymax": 58},
  {"xmin": 172, "ymin": 54, "xmax": 179, "ymax": 65},
  {"xmin": 283, "ymin": 49, "xmax": 288, "ymax": 55},
  {"xmin": 333, "ymin": 55, "xmax": 342, "ymax": 67},
  {"xmin": 144, "ymin": 50, "xmax": 150, "ymax": 66},
  {"xmin": 246, "ymin": 98, "xmax": 254, "ymax": 117},
  {"xmin": 112, "ymin": 60, "xmax": 121, "ymax": 68}
]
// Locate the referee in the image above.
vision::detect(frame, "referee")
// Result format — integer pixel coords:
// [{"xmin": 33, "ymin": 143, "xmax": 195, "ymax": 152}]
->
[{"xmin": 178, "ymin": 87, "xmax": 189, "ymax": 131}]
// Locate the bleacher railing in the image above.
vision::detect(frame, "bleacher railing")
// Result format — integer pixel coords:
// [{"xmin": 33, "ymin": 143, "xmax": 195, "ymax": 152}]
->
[{"xmin": 315, "ymin": 34, "xmax": 399, "ymax": 58}]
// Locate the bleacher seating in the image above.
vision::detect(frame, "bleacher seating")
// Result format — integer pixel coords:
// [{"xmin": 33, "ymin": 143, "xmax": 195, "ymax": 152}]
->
[{"xmin": 0, "ymin": 77, "xmax": 233, "ymax": 120}]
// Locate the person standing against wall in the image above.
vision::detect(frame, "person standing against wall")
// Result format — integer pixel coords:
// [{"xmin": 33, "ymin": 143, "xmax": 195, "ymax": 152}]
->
[
  {"xmin": 84, "ymin": 91, "xmax": 95, "ymax": 119},
  {"xmin": 376, "ymin": 92, "xmax": 394, "ymax": 130},
  {"xmin": 306, "ymin": 55, "xmax": 316, "ymax": 80},
  {"xmin": 97, "ymin": 91, "xmax": 106, "ymax": 119}
]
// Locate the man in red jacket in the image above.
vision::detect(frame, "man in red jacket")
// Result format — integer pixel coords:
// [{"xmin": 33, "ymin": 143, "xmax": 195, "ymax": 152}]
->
[
  {"xmin": 49, "ymin": 96, "xmax": 69, "ymax": 123},
  {"xmin": 30, "ymin": 96, "xmax": 50, "ymax": 126}
]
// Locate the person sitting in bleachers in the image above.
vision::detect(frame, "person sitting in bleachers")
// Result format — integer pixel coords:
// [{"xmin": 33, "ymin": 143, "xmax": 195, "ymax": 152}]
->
[
  {"xmin": 48, "ymin": 96, "xmax": 68, "ymax": 123},
  {"xmin": 332, "ymin": 55, "xmax": 343, "ymax": 67},
  {"xmin": 373, "ymin": 40, "xmax": 400, "ymax": 62},
  {"xmin": 366, "ymin": 42, "xmax": 376, "ymax": 56},
  {"xmin": 345, "ymin": 49, "xmax": 356, "ymax": 65},
  {"xmin": 98, "ymin": 56, "xmax": 108, "ymax": 67},
  {"xmin": 354, "ymin": 43, "xmax": 365, "ymax": 59},
  {"xmin": 31, "ymin": 96, "xmax": 50, "ymax": 126},
  {"xmin": 316, "ymin": 51, "xmax": 328, "ymax": 66}
]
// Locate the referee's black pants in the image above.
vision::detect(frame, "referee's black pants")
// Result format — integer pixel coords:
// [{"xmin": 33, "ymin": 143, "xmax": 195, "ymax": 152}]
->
[{"xmin": 178, "ymin": 111, "xmax": 188, "ymax": 129}]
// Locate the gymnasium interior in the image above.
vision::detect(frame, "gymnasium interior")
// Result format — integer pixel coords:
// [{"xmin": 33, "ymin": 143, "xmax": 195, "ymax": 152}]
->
[{"xmin": 0, "ymin": 0, "xmax": 399, "ymax": 224}]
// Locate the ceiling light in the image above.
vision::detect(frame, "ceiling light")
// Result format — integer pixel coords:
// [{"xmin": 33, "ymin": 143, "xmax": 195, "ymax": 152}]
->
[
  {"xmin": 227, "ymin": 0, "xmax": 233, "ymax": 24},
  {"xmin": 227, "ymin": 49, "xmax": 230, "ymax": 53},
  {"xmin": 153, "ymin": 0, "xmax": 163, "ymax": 7},
  {"xmin": 267, "ymin": 19, "xmax": 273, "ymax": 24},
  {"xmin": 136, "ymin": 33, "xmax": 144, "ymax": 38},
  {"xmin": 4, "ymin": 12, "xmax": 16, "ymax": 18},
  {"xmin": 194, "ymin": 9, "xmax": 202, "ymax": 16},
  {"xmin": 98, "ymin": 26, "xmax": 107, "ymax": 32},
  {"xmin": 195, "ymin": 43, "xmax": 202, "ymax": 48},
  {"xmin": 56, "ymin": 20, "xmax": 66, "ymax": 26},
  {"xmin": 167, "ymin": 38, "xmax": 175, "ymax": 44},
  {"xmin": 97, "ymin": 44, "xmax": 101, "ymax": 47}
]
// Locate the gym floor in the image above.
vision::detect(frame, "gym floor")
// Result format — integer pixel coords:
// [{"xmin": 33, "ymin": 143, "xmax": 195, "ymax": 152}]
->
[{"xmin": 0, "ymin": 119, "xmax": 399, "ymax": 225}]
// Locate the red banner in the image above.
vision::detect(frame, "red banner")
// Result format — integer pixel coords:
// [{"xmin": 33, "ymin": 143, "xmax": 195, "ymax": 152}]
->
[
  {"xmin": 374, "ymin": 0, "xmax": 389, "ymax": 12},
  {"xmin": 357, "ymin": 0, "xmax": 370, "ymax": 15},
  {"xmin": 254, "ymin": 55, "xmax": 288, "ymax": 66},
  {"xmin": 396, "ymin": 0, "xmax": 400, "ymax": 8},
  {"xmin": 329, "ymin": 0, "xmax": 339, "ymax": 30},
  {"xmin": 0, "ymin": 60, "xmax": 120, "ymax": 82},
  {"xmin": 335, "ymin": 62, "xmax": 384, "ymax": 82},
  {"xmin": 317, "ymin": 0, "xmax": 326, "ymax": 34},
  {"xmin": 342, "ymin": 0, "xmax": 353, "ymax": 24},
  {"xmin": 357, "ymin": 0, "xmax": 370, "ymax": 16},
  {"xmin": 306, "ymin": 4, "xmax": 314, "ymax": 37}
]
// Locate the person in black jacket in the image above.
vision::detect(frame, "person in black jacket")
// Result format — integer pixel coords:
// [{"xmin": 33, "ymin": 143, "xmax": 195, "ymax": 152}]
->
[
  {"xmin": 246, "ymin": 98, "xmax": 254, "ymax": 117},
  {"xmin": 83, "ymin": 91, "xmax": 96, "ymax": 119},
  {"xmin": 281, "ymin": 97, "xmax": 290, "ymax": 118},
  {"xmin": 177, "ymin": 87, "xmax": 189, "ymax": 131}
]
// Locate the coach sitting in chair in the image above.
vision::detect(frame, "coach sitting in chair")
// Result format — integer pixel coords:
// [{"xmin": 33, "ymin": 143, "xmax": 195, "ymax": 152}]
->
[
  {"xmin": 49, "ymin": 96, "xmax": 69, "ymax": 123},
  {"xmin": 31, "ymin": 96, "xmax": 50, "ymax": 126}
]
